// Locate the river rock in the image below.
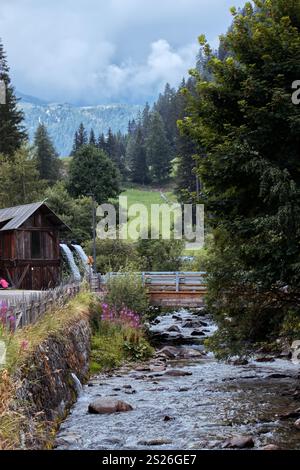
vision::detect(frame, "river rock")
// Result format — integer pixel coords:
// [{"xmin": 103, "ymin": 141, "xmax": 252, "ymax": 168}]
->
[
  {"xmin": 182, "ymin": 320, "xmax": 204, "ymax": 329},
  {"xmin": 294, "ymin": 418, "xmax": 300, "ymax": 430},
  {"xmin": 278, "ymin": 408, "xmax": 300, "ymax": 420},
  {"xmin": 191, "ymin": 330, "xmax": 205, "ymax": 337},
  {"xmin": 267, "ymin": 373, "xmax": 291, "ymax": 379},
  {"xmin": 291, "ymin": 341, "xmax": 300, "ymax": 364},
  {"xmin": 255, "ymin": 356, "xmax": 275, "ymax": 363},
  {"xmin": 55, "ymin": 432, "xmax": 82, "ymax": 446},
  {"xmin": 138, "ymin": 439, "xmax": 173, "ymax": 446},
  {"xmin": 172, "ymin": 314, "xmax": 182, "ymax": 321},
  {"xmin": 135, "ymin": 365, "xmax": 151, "ymax": 372},
  {"xmin": 260, "ymin": 444, "xmax": 280, "ymax": 451},
  {"xmin": 164, "ymin": 369, "xmax": 192, "ymax": 377},
  {"xmin": 150, "ymin": 365, "xmax": 166, "ymax": 372},
  {"xmin": 167, "ymin": 325, "xmax": 181, "ymax": 333},
  {"xmin": 232, "ymin": 358, "xmax": 249, "ymax": 366},
  {"xmin": 163, "ymin": 415, "xmax": 175, "ymax": 421},
  {"xmin": 88, "ymin": 398, "xmax": 133, "ymax": 414},
  {"xmin": 157, "ymin": 346, "xmax": 180, "ymax": 359},
  {"xmin": 179, "ymin": 348, "xmax": 203, "ymax": 359},
  {"xmin": 223, "ymin": 435, "xmax": 255, "ymax": 449}
]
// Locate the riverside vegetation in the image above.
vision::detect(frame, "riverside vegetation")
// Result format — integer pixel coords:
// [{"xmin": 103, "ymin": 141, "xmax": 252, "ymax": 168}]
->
[{"xmin": 0, "ymin": 278, "xmax": 153, "ymax": 449}]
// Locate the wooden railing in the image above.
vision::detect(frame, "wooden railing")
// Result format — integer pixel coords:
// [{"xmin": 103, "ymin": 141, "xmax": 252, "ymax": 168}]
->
[
  {"xmin": 101, "ymin": 272, "xmax": 208, "ymax": 307},
  {"xmin": 0, "ymin": 281, "xmax": 82, "ymax": 331}
]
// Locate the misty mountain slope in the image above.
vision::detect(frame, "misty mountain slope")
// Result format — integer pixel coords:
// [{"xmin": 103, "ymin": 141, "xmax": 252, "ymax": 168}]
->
[{"xmin": 18, "ymin": 98, "xmax": 142, "ymax": 156}]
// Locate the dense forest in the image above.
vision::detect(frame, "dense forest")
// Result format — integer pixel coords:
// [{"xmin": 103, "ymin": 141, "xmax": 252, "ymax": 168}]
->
[{"xmin": 0, "ymin": 0, "xmax": 300, "ymax": 354}]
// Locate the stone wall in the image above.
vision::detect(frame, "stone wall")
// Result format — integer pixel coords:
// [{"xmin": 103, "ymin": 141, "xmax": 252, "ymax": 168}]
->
[{"xmin": 14, "ymin": 313, "xmax": 92, "ymax": 448}]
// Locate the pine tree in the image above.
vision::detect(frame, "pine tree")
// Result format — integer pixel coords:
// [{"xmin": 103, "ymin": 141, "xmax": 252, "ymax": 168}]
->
[
  {"xmin": 106, "ymin": 128, "xmax": 116, "ymax": 159},
  {"xmin": 70, "ymin": 123, "xmax": 87, "ymax": 155},
  {"xmin": 141, "ymin": 102, "xmax": 151, "ymax": 138},
  {"xmin": 128, "ymin": 126, "xmax": 149, "ymax": 184},
  {"xmin": 77, "ymin": 123, "xmax": 88, "ymax": 147},
  {"xmin": 97, "ymin": 133, "xmax": 107, "ymax": 153},
  {"xmin": 34, "ymin": 123, "xmax": 61, "ymax": 184},
  {"xmin": 89, "ymin": 128, "xmax": 96, "ymax": 146},
  {"xmin": 146, "ymin": 112, "xmax": 171, "ymax": 183},
  {"xmin": 154, "ymin": 83, "xmax": 178, "ymax": 157},
  {"xmin": 70, "ymin": 131, "xmax": 78, "ymax": 156},
  {"xmin": 128, "ymin": 119, "xmax": 137, "ymax": 136},
  {"xmin": 0, "ymin": 39, "xmax": 26, "ymax": 157}
]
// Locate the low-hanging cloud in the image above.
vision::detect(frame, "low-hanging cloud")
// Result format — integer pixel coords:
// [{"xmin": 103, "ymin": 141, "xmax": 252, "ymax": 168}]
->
[{"xmin": 0, "ymin": 0, "xmax": 245, "ymax": 104}]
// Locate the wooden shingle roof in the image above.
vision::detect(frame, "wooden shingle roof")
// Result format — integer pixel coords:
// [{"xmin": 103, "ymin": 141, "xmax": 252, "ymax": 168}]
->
[{"xmin": 0, "ymin": 202, "xmax": 70, "ymax": 232}]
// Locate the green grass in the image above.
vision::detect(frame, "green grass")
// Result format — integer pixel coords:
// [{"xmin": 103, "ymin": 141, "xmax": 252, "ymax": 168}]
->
[{"xmin": 115, "ymin": 186, "xmax": 180, "ymax": 240}]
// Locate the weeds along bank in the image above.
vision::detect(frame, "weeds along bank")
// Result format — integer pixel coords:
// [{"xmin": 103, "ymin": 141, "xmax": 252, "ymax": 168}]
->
[{"xmin": 0, "ymin": 278, "xmax": 153, "ymax": 449}]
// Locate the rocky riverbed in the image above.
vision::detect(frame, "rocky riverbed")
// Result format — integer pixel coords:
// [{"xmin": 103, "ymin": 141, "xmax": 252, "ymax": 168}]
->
[{"xmin": 55, "ymin": 310, "xmax": 300, "ymax": 450}]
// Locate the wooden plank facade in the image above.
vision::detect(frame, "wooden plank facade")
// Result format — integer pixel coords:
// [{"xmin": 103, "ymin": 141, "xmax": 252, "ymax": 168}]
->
[{"xmin": 0, "ymin": 203, "xmax": 70, "ymax": 290}]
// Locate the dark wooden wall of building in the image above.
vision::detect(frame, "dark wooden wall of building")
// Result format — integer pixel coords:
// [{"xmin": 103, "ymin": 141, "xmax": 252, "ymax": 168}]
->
[{"xmin": 0, "ymin": 210, "xmax": 62, "ymax": 290}]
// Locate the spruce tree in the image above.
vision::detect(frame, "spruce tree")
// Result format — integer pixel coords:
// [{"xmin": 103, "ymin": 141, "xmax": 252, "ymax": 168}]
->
[
  {"xmin": 146, "ymin": 112, "xmax": 171, "ymax": 183},
  {"xmin": 89, "ymin": 128, "xmax": 96, "ymax": 146},
  {"xmin": 128, "ymin": 126, "xmax": 149, "ymax": 184},
  {"xmin": 97, "ymin": 133, "xmax": 107, "ymax": 153},
  {"xmin": 141, "ymin": 102, "xmax": 151, "ymax": 138},
  {"xmin": 77, "ymin": 123, "xmax": 88, "ymax": 147},
  {"xmin": 34, "ymin": 123, "xmax": 61, "ymax": 184},
  {"xmin": 154, "ymin": 83, "xmax": 178, "ymax": 157},
  {"xmin": 0, "ymin": 39, "xmax": 26, "ymax": 157}
]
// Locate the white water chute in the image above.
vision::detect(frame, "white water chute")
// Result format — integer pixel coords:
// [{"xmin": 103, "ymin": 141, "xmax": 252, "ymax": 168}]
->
[
  {"xmin": 72, "ymin": 244, "xmax": 90, "ymax": 276},
  {"xmin": 60, "ymin": 244, "xmax": 81, "ymax": 282}
]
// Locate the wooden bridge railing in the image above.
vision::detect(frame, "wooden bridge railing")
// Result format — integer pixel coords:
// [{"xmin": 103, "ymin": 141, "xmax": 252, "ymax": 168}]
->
[{"xmin": 100, "ymin": 272, "xmax": 208, "ymax": 307}]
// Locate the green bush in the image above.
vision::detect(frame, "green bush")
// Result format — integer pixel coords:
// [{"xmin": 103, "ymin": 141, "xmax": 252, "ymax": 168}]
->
[
  {"xmin": 84, "ymin": 238, "xmax": 142, "ymax": 274},
  {"xmin": 136, "ymin": 236, "xmax": 184, "ymax": 271},
  {"xmin": 90, "ymin": 320, "xmax": 153, "ymax": 374},
  {"xmin": 105, "ymin": 268, "xmax": 149, "ymax": 314}
]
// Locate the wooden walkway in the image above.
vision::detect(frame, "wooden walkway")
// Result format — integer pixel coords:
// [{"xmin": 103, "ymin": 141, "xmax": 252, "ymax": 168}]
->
[{"xmin": 101, "ymin": 272, "xmax": 208, "ymax": 308}]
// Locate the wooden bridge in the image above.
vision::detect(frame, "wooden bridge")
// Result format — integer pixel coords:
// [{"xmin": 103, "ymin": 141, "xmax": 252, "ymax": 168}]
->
[{"xmin": 100, "ymin": 272, "xmax": 208, "ymax": 308}]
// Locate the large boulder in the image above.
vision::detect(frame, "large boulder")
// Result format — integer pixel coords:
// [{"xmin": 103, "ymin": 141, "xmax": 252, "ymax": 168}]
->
[{"xmin": 88, "ymin": 398, "xmax": 133, "ymax": 414}]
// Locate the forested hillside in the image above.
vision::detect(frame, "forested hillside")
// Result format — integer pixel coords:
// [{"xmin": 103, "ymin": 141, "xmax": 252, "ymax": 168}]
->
[{"xmin": 18, "ymin": 99, "xmax": 142, "ymax": 156}]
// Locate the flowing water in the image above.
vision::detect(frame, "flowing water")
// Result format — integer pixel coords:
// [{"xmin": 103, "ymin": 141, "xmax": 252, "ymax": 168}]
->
[
  {"xmin": 60, "ymin": 244, "xmax": 81, "ymax": 282},
  {"xmin": 72, "ymin": 244, "xmax": 90, "ymax": 276},
  {"xmin": 56, "ymin": 310, "xmax": 300, "ymax": 450}
]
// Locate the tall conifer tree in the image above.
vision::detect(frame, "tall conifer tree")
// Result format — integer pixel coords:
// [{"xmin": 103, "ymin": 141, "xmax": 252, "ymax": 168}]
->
[{"xmin": 0, "ymin": 39, "xmax": 26, "ymax": 157}]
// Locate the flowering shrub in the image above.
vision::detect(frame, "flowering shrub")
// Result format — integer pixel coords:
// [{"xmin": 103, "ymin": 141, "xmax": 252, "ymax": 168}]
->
[
  {"xmin": 90, "ymin": 301, "xmax": 153, "ymax": 373},
  {"xmin": 101, "ymin": 303, "xmax": 141, "ymax": 330},
  {"xmin": 0, "ymin": 302, "xmax": 15, "ymax": 332}
]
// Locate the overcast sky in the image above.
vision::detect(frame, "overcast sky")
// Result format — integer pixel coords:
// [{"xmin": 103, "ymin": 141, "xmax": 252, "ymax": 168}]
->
[{"xmin": 0, "ymin": 0, "xmax": 246, "ymax": 105}]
